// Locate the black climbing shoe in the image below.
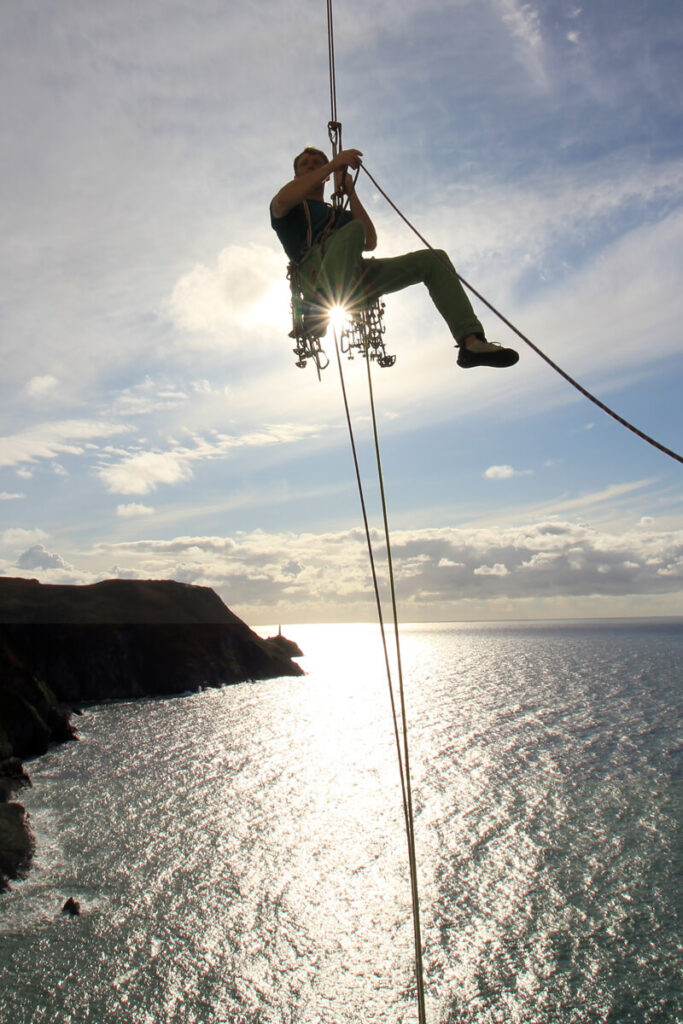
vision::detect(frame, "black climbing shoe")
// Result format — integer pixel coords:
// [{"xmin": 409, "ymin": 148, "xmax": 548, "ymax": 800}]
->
[{"xmin": 457, "ymin": 336, "xmax": 519, "ymax": 369}]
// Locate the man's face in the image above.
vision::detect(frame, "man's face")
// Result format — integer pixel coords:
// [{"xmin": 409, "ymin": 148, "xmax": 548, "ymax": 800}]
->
[{"xmin": 295, "ymin": 151, "xmax": 327, "ymax": 177}]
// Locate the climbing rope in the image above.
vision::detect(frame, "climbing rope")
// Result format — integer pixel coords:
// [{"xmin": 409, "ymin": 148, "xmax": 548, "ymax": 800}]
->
[
  {"xmin": 326, "ymin": 0, "xmax": 338, "ymax": 131},
  {"xmin": 359, "ymin": 163, "xmax": 683, "ymax": 467},
  {"xmin": 360, "ymin": 335, "xmax": 427, "ymax": 1020},
  {"xmin": 332, "ymin": 326, "xmax": 428, "ymax": 1024},
  {"xmin": 324, "ymin": 3, "xmax": 428, "ymax": 1021}
]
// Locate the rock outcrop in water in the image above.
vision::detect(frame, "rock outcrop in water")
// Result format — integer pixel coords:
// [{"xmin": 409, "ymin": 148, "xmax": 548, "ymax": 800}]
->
[{"xmin": 0, "ymin": 576, "xmax": 303, "ymax": 890}]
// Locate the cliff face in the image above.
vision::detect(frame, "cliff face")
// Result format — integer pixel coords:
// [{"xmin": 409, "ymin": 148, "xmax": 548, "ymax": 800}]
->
[
  {"xmin": 0, "ymin": 577, "xmax": 303, "ymax": 890},
  {"xmin": 0, "ymin": 577, "xmax": 303, "ymax": 703}
]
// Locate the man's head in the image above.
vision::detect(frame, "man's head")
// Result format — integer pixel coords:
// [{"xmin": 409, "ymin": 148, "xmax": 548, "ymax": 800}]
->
[{"xmin": 293, "ymin": 146, "xmax": 329, "ymax": 175}]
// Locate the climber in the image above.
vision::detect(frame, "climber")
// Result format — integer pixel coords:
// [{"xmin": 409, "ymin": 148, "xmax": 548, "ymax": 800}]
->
[{"xmin": 270, "ymin": 146, "xmax": 519, "ymax": 369}]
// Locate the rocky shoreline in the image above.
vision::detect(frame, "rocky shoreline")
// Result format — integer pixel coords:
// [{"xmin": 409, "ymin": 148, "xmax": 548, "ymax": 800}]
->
[{"xmin": 0, "ymin": 577, "xmax": 303, "ymax": 892}]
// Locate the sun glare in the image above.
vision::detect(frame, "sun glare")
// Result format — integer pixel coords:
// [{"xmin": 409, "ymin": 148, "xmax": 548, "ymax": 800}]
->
[{"xmin": 327, "ymin": 304, "xmax": 349, "ymax": 336}]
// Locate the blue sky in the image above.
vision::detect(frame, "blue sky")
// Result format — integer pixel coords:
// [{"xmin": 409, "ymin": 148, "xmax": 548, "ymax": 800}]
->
[{"xmin": 1, "ymin": 0, "xmax": 681, "ymax": 623}]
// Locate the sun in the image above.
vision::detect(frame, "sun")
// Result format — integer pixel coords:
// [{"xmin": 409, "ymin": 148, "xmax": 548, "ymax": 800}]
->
[{"xmin": 327, "ymin": 304, "xmax": 349, "ymax": 336}]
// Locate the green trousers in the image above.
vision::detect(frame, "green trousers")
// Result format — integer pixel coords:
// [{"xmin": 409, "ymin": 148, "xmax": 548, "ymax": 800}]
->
[{"xmin": 313, "ymin": 219, "xmax": 484, "ymax": 343}]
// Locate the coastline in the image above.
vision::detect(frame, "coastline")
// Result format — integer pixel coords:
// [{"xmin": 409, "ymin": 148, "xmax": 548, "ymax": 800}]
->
[{"xmin": 0, "ymin": 577, "xmax": 303, "ymax": 892}]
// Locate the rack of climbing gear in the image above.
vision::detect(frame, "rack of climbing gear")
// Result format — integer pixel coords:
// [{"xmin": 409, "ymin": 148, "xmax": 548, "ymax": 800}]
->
[
  {"xmin": 339, "ymin": 301, "xmax": 396, "ymax": 368},
  {"xmin": 287, "ymin": 263, "xmax": 330, "ymax": 377},
  {"xmin": 287, "ymin": 262, "xmax": 395, "ymax": 378}
]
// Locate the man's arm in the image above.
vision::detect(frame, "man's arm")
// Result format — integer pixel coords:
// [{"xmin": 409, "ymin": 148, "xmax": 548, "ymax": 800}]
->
[
  {"xmin": 339, "ymin": 171, "xmax": 377, "ymax": 252},
  {"xmin": 271, "ymin": 148, "xmax": 363, "ymax": 219}
]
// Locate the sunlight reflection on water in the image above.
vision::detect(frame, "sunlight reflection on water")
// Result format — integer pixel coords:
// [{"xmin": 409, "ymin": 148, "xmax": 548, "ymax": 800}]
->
[{"xmin": 1, "ymin": 619, "xmax": 681, "ymax": 1024}]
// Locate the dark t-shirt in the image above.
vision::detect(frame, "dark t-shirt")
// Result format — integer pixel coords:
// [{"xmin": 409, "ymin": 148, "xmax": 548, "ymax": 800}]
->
[{"xmin": 270, "ymin": 199, "xmax": 353, "ymax": 263}]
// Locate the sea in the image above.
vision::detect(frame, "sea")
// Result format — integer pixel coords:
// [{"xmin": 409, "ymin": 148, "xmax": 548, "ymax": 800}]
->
[{"xmin": 0, "ymin": 619, "xmax": 681, "ymax": 1024}]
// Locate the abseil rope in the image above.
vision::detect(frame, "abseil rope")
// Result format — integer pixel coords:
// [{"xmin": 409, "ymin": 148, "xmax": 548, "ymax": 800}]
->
[
  {"xmin": 360, "ymin": 334, "xmax": 427, "ymax": 1021},
  {"xmin": 332, "ymin": 326, "xmax": 428, "ymax": 1024},
  {"xmin": 324, "ymin": 0, "xmax": 429, "ymax": 1021},
  {"xmin": 359, "ymin": 163, "xmax": 682, "ymax": 467},
  {"xmin": 326, "ymin": 0, "xmax": 338, "ymax": 129}
]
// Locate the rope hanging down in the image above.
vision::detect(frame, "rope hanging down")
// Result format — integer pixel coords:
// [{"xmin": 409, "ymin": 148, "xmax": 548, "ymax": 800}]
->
[
  {"xmin": 332, "ymin": 327, "xmax": 428, "ymax": 1024},
  {"xmin": 359, "ymin": 163, "xmax": 683, "ymax": 467},
  {"xmin": 324, "ymin": 4, "xmax": 429, "ymax": 1023}
]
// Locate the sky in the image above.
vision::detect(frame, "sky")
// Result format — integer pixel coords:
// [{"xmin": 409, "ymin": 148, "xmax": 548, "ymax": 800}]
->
[{"xmin": 1, "ymin": 0, "xmax": 682, "ymax": 624}]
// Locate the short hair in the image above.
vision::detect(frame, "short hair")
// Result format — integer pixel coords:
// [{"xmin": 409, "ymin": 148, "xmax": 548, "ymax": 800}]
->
[{"xmin": 293, "ymin": 147, "xmax": 329, "ymax": 173}]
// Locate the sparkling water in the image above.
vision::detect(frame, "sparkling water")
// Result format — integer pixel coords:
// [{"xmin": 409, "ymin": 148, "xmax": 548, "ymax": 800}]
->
[{"xmin": 1, "ymin": 619, "xmax": 681, "ymax": 1024}]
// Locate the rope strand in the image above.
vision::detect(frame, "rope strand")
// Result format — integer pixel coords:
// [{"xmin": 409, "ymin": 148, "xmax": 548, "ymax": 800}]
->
[
  {"xmin": 326, "ymin": 0, "xmax": 338, "ymax": 126},
  {"xmin": 332, "ymin": 326, "xmax": 427, "ymax": 1024},
  {"xmin": 359, "ymin": 163, "xmax": 683, "ymax": 467},
  {"xmin": 324, "ymin": 3, "xmax": 428, "ymax": 1021},
  {"xmin": 331, "ymin": 329, "xmax": 411, "ymax": 826},
  {"xmin": 362, "ymin": 344, "xmax": 428, "ymax": 1022}
]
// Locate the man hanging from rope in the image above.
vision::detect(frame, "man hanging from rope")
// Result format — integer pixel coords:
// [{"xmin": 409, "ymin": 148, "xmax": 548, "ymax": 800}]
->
[{"xmin": 270, "ymin": 146, "xmax": 519, "ymax": 369}]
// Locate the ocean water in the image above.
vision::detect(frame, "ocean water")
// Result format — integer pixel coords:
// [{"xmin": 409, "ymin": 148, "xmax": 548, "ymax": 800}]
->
[{"xmin": 1, "ymin": 619, "xmax": 681, "ymax": 1024}]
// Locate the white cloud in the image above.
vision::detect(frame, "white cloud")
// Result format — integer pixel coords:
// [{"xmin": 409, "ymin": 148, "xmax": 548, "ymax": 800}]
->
[
  {"xmin": 117, "ymin": 503, "xmax": 156, "ymax": 518},
  {"xmin": 430, "ymin": 159, "xmax": 683, "ymax": 295},
  {"xmin": 531, "ymin": 479, "xmax": 659, "ymax": 518},
  {"xmin": 494, "ymin": 0, "xmax": 547, "ymax": 87},
  {"xmin": 169, "ymin": 244, "xmax": 290, "ymax": 342},
  {"xmin": 100, "ymin": 450, "xmax": 194, "ymax": 495},
  {"xmin": 0, "ymin": 492, "xmax": 24, "ymax": 501},
  {"xmin": 79, "ymin": 517, "xmax": 683, "ymax": 621},
  {"xmin": 474, "ymin": 562, "xmax": 510, "ymax": 576},
  {"xmin": 0, "ymin": 420, "xmax": 134, "ymax": 469},
  {"xmin": 16, "ymin": 543, "xmax": 71, "ymax": 571},
  {"xmin": 109, "ymin": 378, "xmax": 189, "ymax": 417},
  {"xmin": 484, "ymin": 464, "xmax": 532, "ymax": 479},
  {"xmin": 24, "ymin": 375, "xmax": 59, "ymax": 398},
  {"xmin": 97, "ymin": 424, "xmax": 323, "ymax": 495}
]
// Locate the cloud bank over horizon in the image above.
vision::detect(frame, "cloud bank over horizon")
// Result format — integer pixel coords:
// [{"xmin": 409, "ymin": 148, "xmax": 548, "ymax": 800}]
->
[{"xmin": 2, "ymin": 515, "xmax": 681, "ymax": 624}]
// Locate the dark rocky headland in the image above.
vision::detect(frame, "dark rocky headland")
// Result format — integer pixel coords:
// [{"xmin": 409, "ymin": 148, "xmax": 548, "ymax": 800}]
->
[{"xmin": 0, "ymin": 576, "xmax": 303, "ymax": 892}]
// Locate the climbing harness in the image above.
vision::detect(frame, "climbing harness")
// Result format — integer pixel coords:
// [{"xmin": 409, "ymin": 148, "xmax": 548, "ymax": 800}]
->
[
  {"xmin": 288, "ymin": 262, "xmax": 395, "ymax": 378},
  {"xmin": 286, "ymin": 189, "xmax": 396, "ymax": 375}
]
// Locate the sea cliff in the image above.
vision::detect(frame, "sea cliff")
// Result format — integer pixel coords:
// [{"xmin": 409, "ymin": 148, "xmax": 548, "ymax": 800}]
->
[{"xmin": 0, "ymin": 576, "xmax": 303, "ymax": 891}]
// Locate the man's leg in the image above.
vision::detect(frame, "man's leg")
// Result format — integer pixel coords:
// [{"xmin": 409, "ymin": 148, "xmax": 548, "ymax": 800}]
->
[
  {"xmin": 361, "ymin": 248, "xmax": 483, "ymax": 343},
  {"xmin": 362, "ymin": 248, "xmax": 518, "ymax": 367},
  {"xmin": 316, "ymin": 231, "xmax": 518, "ymax": 367},
  {"xmin": 315, "ymin": 220, "xmax": 368, "ymax": 308}
]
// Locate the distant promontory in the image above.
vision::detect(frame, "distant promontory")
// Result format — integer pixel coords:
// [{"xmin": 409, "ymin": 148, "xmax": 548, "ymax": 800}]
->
[{"xmin": 0, "ymin": 577, "xmax": 303, "ymax": 891}]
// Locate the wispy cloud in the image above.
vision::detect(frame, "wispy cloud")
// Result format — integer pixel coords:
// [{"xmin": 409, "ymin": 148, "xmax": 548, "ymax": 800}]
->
[
  {"xmin": 484, "ymin": 465, "xmax": 532, "ymax": 479},
  {"xmin": 116, "ymin": 503, "xmax": 156, "ymax": 518},
  {"xmin": 493, "ymin": 0, "xmax": 547, "ymax": 88},
  {"xmin": 0, "ymin": 420, "xmax": 135, "ymax": 469},
  {"xmin": 97, "ymin": 424, "xmax": 323, "ymax": 495}
]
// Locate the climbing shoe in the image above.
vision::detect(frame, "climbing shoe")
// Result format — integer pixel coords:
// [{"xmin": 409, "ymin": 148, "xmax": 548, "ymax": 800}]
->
[{"xmin": 457, "ymin": 335, "xmax": 519, "ymax": 369}]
